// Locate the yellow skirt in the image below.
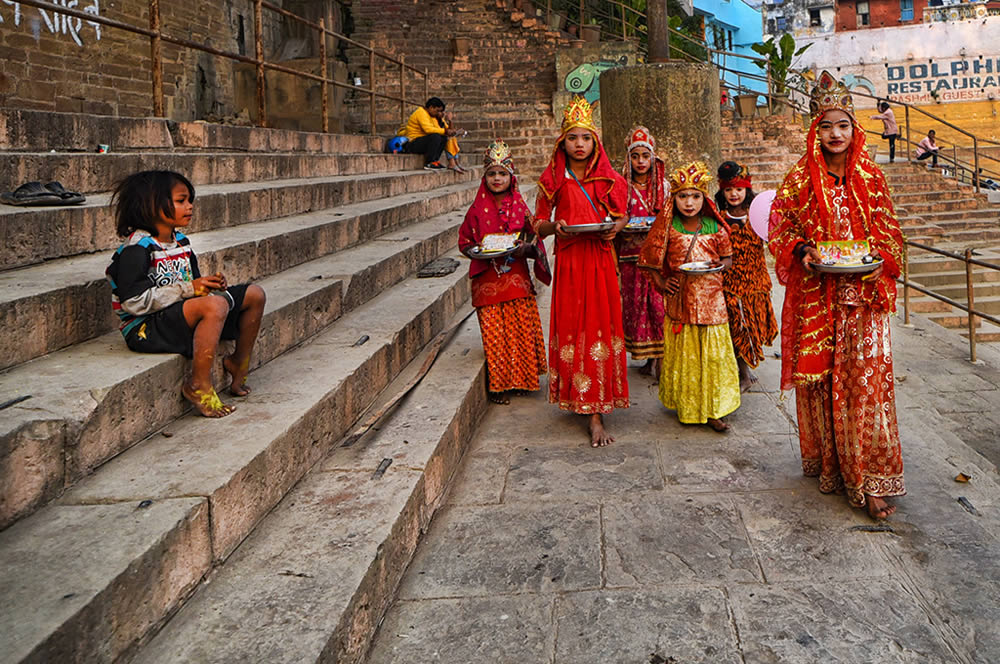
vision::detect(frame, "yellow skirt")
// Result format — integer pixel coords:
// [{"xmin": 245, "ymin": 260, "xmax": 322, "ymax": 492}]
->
[{"xmin": 659, "ymin": 317, "xmax": 741, "ymax": 423}]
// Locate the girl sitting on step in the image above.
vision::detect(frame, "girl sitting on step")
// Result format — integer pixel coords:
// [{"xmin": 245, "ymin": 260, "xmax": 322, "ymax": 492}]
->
[
  {"xmin": 639, "ymin": 161, "xmax": 741, "ymax": 432},
  {"xmin": 458, "ymin": 140, "xmax": 550, "ymax": 405},
  {"xmin": 106, "ymin": 170, "xmax": 267, "ymax": 418}
]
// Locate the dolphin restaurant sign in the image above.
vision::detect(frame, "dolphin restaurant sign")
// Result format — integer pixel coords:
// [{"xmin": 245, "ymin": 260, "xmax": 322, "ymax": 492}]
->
[{"xmin": 885, "ymin": 56, "xmax": 1000, "ymax": 103}]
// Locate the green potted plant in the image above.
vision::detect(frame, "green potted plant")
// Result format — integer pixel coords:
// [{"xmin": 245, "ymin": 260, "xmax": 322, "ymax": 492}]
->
[{"xmin": 751, "ymin": 33, "xmax": 811, "ymax": 116}]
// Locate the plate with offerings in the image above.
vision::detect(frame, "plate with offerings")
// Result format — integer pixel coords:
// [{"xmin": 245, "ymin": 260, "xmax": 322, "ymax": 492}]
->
[
  {"xmin": 471, "ymin": 232, "xmax": 520, "ymax": 258},
  {"xmin": 679, "ymin": 261, "xmax": 724, "ymax": 275},
  {"xmin": 562, "ymin": 220, "xmax": 617, "ymax": 235},
  {"xmin": 812, "ymin": 240, "xmax": 883, "ymax": 274},
  {"xmin": 623, "ymin": 216, "xmax": 655, "ymax": 233}
]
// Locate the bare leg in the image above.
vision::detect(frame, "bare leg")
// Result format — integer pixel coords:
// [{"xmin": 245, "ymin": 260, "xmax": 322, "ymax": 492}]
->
[
  {"xmin": 223, "ymin": 284, "xmax": 266, "ymax": 396},
  {"xmin": 638, "ymin": 358, "xmax": 653, "ymax": 376},
  {"xmin": 182, "ymin": 296, "xmax": 234, "ymax": 417},
  {"xmin": 738, "ymin": 358, "xmax": 758, "ymax": 392},
  {"xmin": 588, "ymin": 413, "xmax": 614, "ymax": 447},
  {"xmin": 866, "ymin": 495, "xmax": 897, "ymax": 520}
]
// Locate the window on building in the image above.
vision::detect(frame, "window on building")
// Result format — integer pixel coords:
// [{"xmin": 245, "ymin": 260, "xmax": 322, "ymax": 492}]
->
[
  {"xmin": 857, "ymin": 1, "xmax": 870, "ymax": 26},
  {"xmin": 776, "ymin": 16, "xmax": 788, "ymax": 31},
  {"xmin": 767, "ymin": 18, "xmax": 776, "ymax": 33},
  {"xmin": 809, "ymin": 8, "xmax": 822, "ymax": 25},
  {"xmin": 900, "ymin": 0, "xmax": 914, "ymax": 20},
  {"xmin": 728, "ymin": 29, "xmax": 733, "ymax": 50}
]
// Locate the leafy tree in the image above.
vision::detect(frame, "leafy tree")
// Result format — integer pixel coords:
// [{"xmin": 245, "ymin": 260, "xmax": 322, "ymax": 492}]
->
[{"xmin": 750, "ymin": 33, "xmax": 811, "ymax": 95}]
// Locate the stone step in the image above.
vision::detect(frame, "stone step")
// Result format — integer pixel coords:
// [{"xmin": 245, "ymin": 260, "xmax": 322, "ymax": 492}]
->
[
  {"xmin": 907, "ymin": 266, "xmax": 1000, "ymax": 287},
  {"xmin": 0, "ymin": 168, "xmax": 475, "ymax": 271},
  {"xmin": 171, "ymin": 123, "xmax": 386, "ymax": 154},
  {"xmin": 895, "ymin": 197, "xmax": 981, "ymax": 213},
  {"xmin": 130, "ymin": 313, "xmax": 488, "ymax": 664},
  {"xmin": 0, "ymin": 258, "xmax": 473, "ymax": 664},
  {"xmin": 893, "ymin": 189, "xmax": 980, "ymax": 203},
  {"xmin": 0, "ymin": 108, "xmax": 174, "ymax": 152},
  {"xmin": 0, "ymin": 151, "xmax": 423, "ymax": 195},
  {"xmin": 903, "ymin": 207, "xmax": 1000, "ymax": 223},
  {"xmin": 0, "ymin": 193, "xmax": 488, "ymax": 529},
  {"xmin": 928, "ymin": 281, "xmax": 1000, "ymax": 301},
  {"xmin": 961, "ymin": 316, "xmax": 1000, "ymax": 341},
  {"xmin": 0, "ymin": 179, "xmax": 479, "ymax": 370}
]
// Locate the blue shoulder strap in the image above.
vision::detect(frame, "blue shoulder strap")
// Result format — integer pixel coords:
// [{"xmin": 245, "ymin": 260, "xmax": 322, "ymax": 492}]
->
[{"xmin": 566, "ymin": 168, "xmax": 603, "ymax": 219}]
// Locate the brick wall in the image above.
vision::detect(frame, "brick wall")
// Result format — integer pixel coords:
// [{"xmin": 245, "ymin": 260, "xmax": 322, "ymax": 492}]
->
[
  {"xmin": 344, "ymin": 0, "xmax": 567, "ymax": 134},
  {"xmin": 835, "ymin": 0, "xmax": 929, "ymax": 31},
  {"xmin": 0, "ymin": 0, "xmax": 345, "ymax": 121}
]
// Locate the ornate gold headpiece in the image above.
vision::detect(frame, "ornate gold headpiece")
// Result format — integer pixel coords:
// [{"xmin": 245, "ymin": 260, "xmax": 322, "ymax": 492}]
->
[
  {"xmin": 484, "ymin": 138, "xmax": 514, "ymax": 174},
  {"xmin": 626, "ymin": 126, "xmax": 656, "ymax": 155},
  {"xmin": 561, "ymin": 96, "xmax": 598, "ymax": 135},
  {"xmin": 809, "ymin": 70, "xmax": 854, "ymax": 118},
  {"xmin": 668, "ymin": 161, "xmax": 713, "ymax": 197}
]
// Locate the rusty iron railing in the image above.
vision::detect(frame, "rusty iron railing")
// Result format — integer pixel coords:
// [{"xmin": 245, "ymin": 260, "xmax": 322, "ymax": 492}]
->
[
  {"xmin": 901, "ymin": 242, "xmax": 1000, "ymax": 362},
  {"xmin": 14, "ymin": 0, "xmax": 429, "ymax": 134}
]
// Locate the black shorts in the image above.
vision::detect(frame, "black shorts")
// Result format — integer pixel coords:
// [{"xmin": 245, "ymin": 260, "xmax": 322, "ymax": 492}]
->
[{"xmin": 124, "ymin": 284, "xmax": 249, "ymax": 358}]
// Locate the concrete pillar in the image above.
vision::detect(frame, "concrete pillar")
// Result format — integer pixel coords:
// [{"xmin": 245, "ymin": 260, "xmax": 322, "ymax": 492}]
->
[{"xmin": 599, "ymin": 62, "xmax": 721, "ymax": 174}]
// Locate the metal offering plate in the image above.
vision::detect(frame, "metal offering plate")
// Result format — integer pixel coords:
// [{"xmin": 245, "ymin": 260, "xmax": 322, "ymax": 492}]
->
[
  {"xmin": 679, "ymin": 261, "xmax": 724, "ymax": 274},
  {"xmin": 563, "ymin": 221, "xmax": 617, "ymax": 235},
  {"xmin": 812, "ymin": 258, "xmax": 883, "ymax": 274},
  {"xmin": 469, "ymin": 245, "xmax": 517, "ymax": 259},
  {"xmin": 623, "ymin": 216, "xmax": 655, "ymax": 233}
]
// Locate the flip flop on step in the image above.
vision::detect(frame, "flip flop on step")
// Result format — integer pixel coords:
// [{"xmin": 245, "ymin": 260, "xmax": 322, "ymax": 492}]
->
[{"xmin": 0, "ymin": 181, "xmax": 86, "ymax": 206}]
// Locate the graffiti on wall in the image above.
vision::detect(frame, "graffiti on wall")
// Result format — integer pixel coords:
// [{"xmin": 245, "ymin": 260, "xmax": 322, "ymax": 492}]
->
[
  {"xmin": 564, "ymin": 56, "xmax": 631, "ymax": 105},
  {"xmin": 1, "ymin": 0, "xmax": 102, "ymax": 47}
]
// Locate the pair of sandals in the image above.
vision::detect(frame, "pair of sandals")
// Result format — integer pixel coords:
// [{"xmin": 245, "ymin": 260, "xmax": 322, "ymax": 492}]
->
[{"xmin": 0, "ymin": 181, "xmax": 86, "ymax": 206}]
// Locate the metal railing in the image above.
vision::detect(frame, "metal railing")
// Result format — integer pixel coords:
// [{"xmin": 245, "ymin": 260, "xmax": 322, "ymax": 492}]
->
[
  {"xmin": 901, "ymin": 242, "xmax": 1000, "ymax": 362},
  {"xmin": 13, "ymin": 0, "xmax": 428, "ymax": 134}
]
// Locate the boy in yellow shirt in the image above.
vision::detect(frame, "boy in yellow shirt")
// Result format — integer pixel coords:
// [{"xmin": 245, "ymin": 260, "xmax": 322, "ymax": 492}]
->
[{"xmin": 398, "ymin": 97, "xmax": 454, "ymax": 170}]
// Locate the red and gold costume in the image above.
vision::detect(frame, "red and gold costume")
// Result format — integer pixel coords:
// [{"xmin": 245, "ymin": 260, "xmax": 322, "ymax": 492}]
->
[
  {"xmin": 768, "ymin": 71, "xmax": 905, "ymax": 507},
  {"xmin": 616, "ymin": 126, "xmax": 669, "ymax": 360},
  {"xmin": 534, "ymin": 98, "xmax": 630, "ymax": 414},
  {"xmin": 718, "ymin": 164, "xmax": 778, "ymax": 368},
  {"xmin": 639, "ymin": 162, "xmax": 741, "ymax": 423},
  {"xmin": 458, "ymin": 139, "xmax": 550, "ymax": 393}
]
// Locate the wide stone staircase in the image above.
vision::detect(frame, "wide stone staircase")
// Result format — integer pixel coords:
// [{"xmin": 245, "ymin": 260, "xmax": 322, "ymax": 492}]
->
[
  {"xmin": 0, "ymin": 108, "xmax": 512, "ymax": 663},
  {"xmin": 341, "ymin": 0, "xmax": 562, "ymax": 178},
  {"xmin": 721, "ymin": 111, "xmax": 1000, "ymax": 342}
]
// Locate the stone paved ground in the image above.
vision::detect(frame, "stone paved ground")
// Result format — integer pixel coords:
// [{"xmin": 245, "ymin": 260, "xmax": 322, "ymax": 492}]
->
[{"xmin": 366, "ymin": 283, "xmax": 1000, "ymax": 664}]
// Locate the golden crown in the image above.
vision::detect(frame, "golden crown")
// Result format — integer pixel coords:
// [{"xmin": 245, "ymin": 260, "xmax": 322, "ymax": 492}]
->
[
  {"xmin": 561, "ymin": 96, "xmax": 598, "ymax": 134},
  {"xmin": 809, "ymin": 70, "xmax": 855, "ymax": 118},
  {"xmin": 668, "ymin": 161, "xmax": 713, "ymax": 197},
  {"xmin": 484, "ymin": 138, "xmax": 514, "ymax": 173}
]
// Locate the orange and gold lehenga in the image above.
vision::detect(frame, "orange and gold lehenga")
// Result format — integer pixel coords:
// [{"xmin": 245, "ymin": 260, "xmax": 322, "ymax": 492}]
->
[
  {"xmin": 534, "ymin": 102, "xmax": 630, "ymax": 414},
  {"xmin": 768, "ymin": 71, "xmax": 905, "ymax": 508}
]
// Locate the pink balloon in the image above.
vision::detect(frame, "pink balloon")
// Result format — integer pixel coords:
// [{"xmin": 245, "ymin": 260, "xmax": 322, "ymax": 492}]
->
[{"xmin": 748, "ymin": 189, "xmax": 777, "ymax": 241}]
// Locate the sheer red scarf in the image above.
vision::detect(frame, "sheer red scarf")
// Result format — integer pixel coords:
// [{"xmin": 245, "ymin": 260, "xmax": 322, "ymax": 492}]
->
[
  {"xmin": 623, "ymin": 156, "xmax": 667, "ymax": 216},
  {"xmin": 458, "ymin": 175, "xmax": 551, "ymax": 284},
  {"xmin": 537, "ymin": 129, "xmax": 627, "ymax": 220}
]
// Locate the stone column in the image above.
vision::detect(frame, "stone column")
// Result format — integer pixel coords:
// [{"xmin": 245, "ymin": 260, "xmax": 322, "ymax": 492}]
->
[
  {"xmin": 599, "ymin": 62, "xmax": 721, "ymax": 173},
  {"xmin": 647, "ymin": 0, "xmax": 670, "ymax": 63}
]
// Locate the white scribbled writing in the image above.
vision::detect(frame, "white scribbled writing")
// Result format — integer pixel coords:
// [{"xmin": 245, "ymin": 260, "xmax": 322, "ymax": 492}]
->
[{"xmin": 0, "ymin": 0, "xmax": 101, "ymax": 47}]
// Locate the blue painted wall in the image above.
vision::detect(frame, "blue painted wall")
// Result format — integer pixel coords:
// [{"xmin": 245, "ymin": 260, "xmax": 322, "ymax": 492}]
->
[{"xmin": 696, "ymin": 0, "xmax": 769, "ymax": 96}]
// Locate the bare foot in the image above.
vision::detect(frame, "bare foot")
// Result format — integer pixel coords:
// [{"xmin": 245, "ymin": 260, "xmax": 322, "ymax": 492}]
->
[
  {"xmin": 223, "ymin": 355, "xmax": 251, "ymax": 397},
  {"xmin": 638, "ymin": 359, "xmax": 653, "ymax": 376},
  {"xmin": 866, "ymin": 495, "xmax": 897, "ymax": 520},
  {"xmin": 488, "ymin": 391, "xmax": 510, "ymax": 405},
  {"xmin": 182, "ymin": 383, "xmax": 235, "ymax": 418},
  {"xmin": 652, "ymin": 358, "xmax": 661, "ymax": 381},
  {"xmin": 589, "ymin": 413, "xmax": 614, "ymax": 447},
  {"xmin": 707, "ymin": 417, "xmax": 730, "ymax": 432}
]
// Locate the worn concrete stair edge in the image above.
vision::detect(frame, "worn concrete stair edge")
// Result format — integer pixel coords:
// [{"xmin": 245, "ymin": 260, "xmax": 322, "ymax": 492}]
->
[
  {"xmin": 0, "ymin": 109, "xmax": 174, "ymax": 151},
  {"xmin": 0, "ymin": 179, "xmax": 480, "ymax": 370},
  {"xmin": 132, "ymin": 316, "xmax": 489, "ymax": 664},
  {"xmin": 0, "ymin": 261, "xmax": 473, "ymax": 664},
  {"xmin": 0, "ymin": 168, "xmax": 477, "ymax": 271},
  {"xmin": 0, "ymin": 206, "xmax": 473, "ymax": 530},
  {"xmin": 171, "ymin": 122, "xmax": 385, "ymax": 154},
  {"xmin": 0, "ymin": 151, "xmax": 424, "ymax": 195}
]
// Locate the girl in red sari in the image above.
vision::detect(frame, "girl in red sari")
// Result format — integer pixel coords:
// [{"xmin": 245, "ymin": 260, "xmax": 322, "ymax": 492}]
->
[
  {"xmin": 616, "ymin": 126, "xmax": 669, "ymax": 377},
  {"xmin": 768, "ymin": 71, "xmax": 905, "ymax": 520},
  {"xmin": 459, "ymin": 139, "xmax": 550, "ymax": 405},
  {"xmin": 534, "ymin": 97, "xmax": 630, "ymax": 447}
]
